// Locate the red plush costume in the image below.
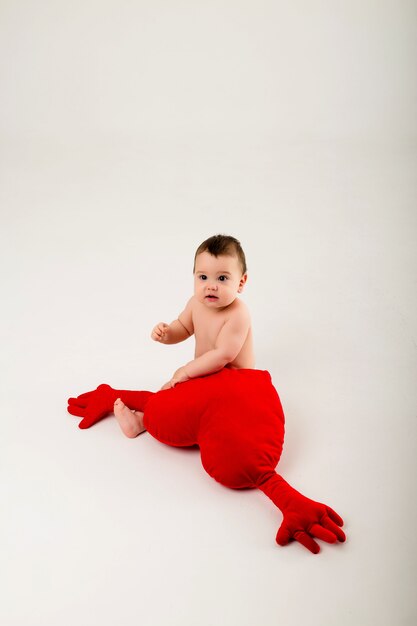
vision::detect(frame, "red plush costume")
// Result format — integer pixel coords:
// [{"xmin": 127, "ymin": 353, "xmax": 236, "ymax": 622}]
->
[{"xmin": 67, "ymin": 368, "xmax": 345, "ymax": 553}]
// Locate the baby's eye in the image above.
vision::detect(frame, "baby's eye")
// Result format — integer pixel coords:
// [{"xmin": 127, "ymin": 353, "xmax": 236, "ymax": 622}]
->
[
  {"xmin": 218, "ymin": 275, "xmax": 228, "ymax": 281},
  {"xmin": 199, "ymin": 275, "xmax": 207, "ymax": 280}
]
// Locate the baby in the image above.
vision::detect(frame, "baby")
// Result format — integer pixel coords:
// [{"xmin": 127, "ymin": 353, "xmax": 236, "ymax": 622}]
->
[{"xmin": 114, "ymin": 234, "xmax": 255, "ymax": 438}]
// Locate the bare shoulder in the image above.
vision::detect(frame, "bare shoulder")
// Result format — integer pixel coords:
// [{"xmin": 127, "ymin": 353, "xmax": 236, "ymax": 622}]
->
[
  {"xmin": 225, "ymin": 298, "xmax": 251, "ymax": 323},
  {"xmin": 186, "ymin": 294, "xmax": 200, "ymax": 317},
  {"xmin": 184, "ymin": 295, "xmax": 196, "ymax": 309}
]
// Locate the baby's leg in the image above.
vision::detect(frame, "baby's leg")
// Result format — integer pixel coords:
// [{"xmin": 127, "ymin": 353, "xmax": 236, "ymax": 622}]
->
[{"xmin": 114, "ymin": 398, "xmax": 146, "ymax": 438}]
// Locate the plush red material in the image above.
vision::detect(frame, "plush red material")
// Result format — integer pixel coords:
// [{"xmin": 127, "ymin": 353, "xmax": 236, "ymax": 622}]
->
[{"xmin": 67, "ymin": 368, "xmax": 345, "ymax": 553}]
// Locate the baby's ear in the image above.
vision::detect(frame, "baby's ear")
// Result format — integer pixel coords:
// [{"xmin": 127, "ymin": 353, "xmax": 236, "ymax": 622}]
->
[{"xmin": 238, "ymin": 274, "xmax": 248, "ymax": 291}]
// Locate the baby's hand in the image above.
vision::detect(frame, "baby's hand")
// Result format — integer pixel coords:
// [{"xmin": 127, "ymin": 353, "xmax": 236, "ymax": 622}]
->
[
  {"xmin": 151, "ymin": 322, "xmax": 170, "ymax": 342},
  {"xmin": 159, "ymin": 367, "xmax": 190, "ymax": 390}
]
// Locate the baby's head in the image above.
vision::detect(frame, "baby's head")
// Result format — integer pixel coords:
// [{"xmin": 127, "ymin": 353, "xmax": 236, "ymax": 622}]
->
[{"xmin": 193, "ymin": 234, "xmax": 248, "ymax": 309}]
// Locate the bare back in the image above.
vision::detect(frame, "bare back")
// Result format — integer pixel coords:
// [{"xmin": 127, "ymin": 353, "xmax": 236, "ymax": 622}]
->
[{"xmin": 180, "ymin": 295, "xmax": 255, "ymax": 369}]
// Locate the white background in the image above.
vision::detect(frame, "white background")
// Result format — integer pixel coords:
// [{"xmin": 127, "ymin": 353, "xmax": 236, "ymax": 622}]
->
[{"xmin": 1, "ymin": 1, "xmax": 416, "ymax": 625}]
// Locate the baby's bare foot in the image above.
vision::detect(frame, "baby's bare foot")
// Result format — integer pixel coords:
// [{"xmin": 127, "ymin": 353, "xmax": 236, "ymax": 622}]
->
[{"xmin": 114, "ymin": 398, "xmax": 146, "ymax": 438}]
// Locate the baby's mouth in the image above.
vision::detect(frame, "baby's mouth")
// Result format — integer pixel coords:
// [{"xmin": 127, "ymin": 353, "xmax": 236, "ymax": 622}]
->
[{"xmin": 206, "ymin": 295, "xmax": 218, "ymax": 299}]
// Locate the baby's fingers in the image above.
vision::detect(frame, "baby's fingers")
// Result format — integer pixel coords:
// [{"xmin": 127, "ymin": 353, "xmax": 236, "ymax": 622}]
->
[
  {"xmin": 151, "ymin": 328, "xmax": 162, "ymax": 341},
  {"xmin": 159, "ymin": 323, "xmax": 169, "ymax": 337},
  {"xmin": 151, "ymin": 322, "xmax": 169, "ymax": 341}
]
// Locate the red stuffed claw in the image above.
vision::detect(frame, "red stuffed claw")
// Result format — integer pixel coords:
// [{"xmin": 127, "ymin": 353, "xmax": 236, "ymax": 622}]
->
[
  {"xmin": 67, "ymin": 389, "xmax": 97, "ymax": 415},
  {"xmin": 258, "ymin": 472, "xmax": 346, "ymax": 554},
  {"xmin": 67, "ymin": 384, "xmax": 115, "ymax": 428},
  {"xmin": 67, "ymin": 384, "xmax": 154, "ymax": 429},
  {"xmin": 276, "ymin": 502, "xmax": 346, "ymax": 554}
]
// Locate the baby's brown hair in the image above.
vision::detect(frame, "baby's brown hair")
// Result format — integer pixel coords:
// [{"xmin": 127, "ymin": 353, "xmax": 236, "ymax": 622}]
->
[{"xmin": 193, "ymin": 234, "xmax": 247, "ymax": 276}]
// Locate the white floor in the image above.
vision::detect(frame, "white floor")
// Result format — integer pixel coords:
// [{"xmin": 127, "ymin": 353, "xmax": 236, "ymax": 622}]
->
[
  {"xmin": 1, "ymin": 134, "xmax": 416, "ymax": 626},
  {"xmin": 1, "ymin": 2, "xmax": 417, "ymax": 625}
]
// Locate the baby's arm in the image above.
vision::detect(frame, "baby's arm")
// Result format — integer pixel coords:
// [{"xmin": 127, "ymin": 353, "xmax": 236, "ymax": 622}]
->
[
  {"xmin": 151, "ymin": 298, "xmax": 194, "ymax": 345},
  {"xmin": 151, "ymin": 319, "xmax": 190, "ymax": 345},
  {"xmin": 179, "ymin": 307, "xmax": 250, "ymax": 380}
]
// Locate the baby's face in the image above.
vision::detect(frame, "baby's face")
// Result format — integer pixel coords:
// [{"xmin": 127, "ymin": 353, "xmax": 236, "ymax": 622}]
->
[{"xmin": 193, "ymin": 251, "xmax": 247, "ymax": 310}]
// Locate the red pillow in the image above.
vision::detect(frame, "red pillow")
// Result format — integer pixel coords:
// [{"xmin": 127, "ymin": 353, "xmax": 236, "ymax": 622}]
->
[{"xmin": 68, "ymin": 368, "xmax": 345, "ymax": 553}]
